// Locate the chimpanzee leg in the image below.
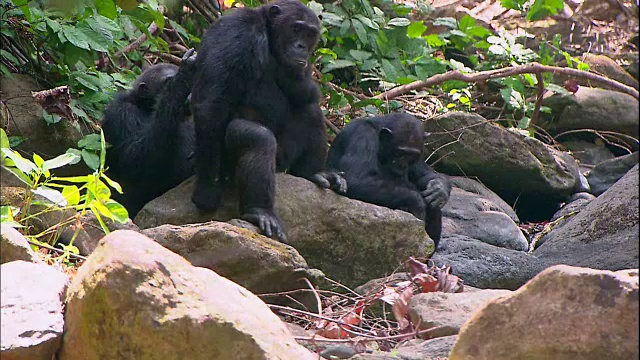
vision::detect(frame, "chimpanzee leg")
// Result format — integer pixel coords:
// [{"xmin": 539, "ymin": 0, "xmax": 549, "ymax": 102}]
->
[{"xmin": 225, "ymin": 118, "xmax": 286, "ymax": 242}]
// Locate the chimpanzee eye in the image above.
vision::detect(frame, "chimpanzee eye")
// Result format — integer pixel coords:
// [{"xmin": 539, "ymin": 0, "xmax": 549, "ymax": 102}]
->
[{"xmin": 292, "ymin": 22, "xmax": 302, "ymax": 33}]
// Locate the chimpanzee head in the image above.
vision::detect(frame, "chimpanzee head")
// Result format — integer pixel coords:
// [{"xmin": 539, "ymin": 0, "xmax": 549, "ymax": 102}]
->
[
  {"xmin": 132, "ymin": 64, "xmax": 179, "ymax": 110},
  {"xmin": 378, "ymin": 115, "xmax": 425, "ymax": 176},
  {"xmin": 266, "ymin": 0, "xmax": 321, "ymax": 71}
]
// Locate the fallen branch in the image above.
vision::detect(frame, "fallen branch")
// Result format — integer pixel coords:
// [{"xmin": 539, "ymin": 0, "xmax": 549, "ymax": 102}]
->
[{"xmin": 375, "ymin": 62, "xmax": 639, "ymax": 101}]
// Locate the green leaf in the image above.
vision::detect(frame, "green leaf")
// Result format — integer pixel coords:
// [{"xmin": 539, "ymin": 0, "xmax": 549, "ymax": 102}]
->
[
  {"xmin": 81, "ymin": 149, "xmax": 100, "ymax": 170},
  {"xmin": 62, "ymin": 185, "xmax": 81, "ymax": 206},
  {"xmin": 527, "ymin": 0, "xmax": 564, "ymax": 21},
  {"xmin": 33, "ymin": 186, "xmax": 67, "ymax": 206},
  {"xmin": 349, "ymin": 49, "xmax": 372, "ymax": 62},
  {"xmin": 1, "ymin": 205, "xmax": 23, "ymax": 228},
  {"xmin": 381, "ymin": 58, "xmax": 400, "ymax": 82},
  {"xmin": 95, "ymin": 0, "xmax": 117, "ymax": 19},
  {"xmin": 101, "ymin": 172, "xmax": 123, "ymax": 193},
  {"xmin": 32, "ymin": 153, "xmax": 45, "ymax": 169},
  {"xmin": 387, "ymin": 18, "xmax": 411, "ymax": 27},
  {"xmin": 43, "ymin": 153, "xmax": 81, "ymax": 171},
  {"xmin": 407, "ymin": 21, "xmax": 427, "ymax": 39},
  {"xmin": 78, "ymin": 134, "xmax": 102, "ymax": 151},
  {"xmin": 351, "ymin": 19, "xmax": 368, "ymax": 44},
  {"xmin": 65, "ymin": 149, "xmax": 83, "ymax": 165},
  {"xmin": 323, "ymin": 59, "xmax": 356, "ymax": 72},
  {"xmin": 1, "ymin": 148, "xmax": 37, "ymax": 175},
  {"xmin": 432, "ymin": 17, "xmax": 457, "ymax": 29},
  {"xmin": 62, "ymin": 26, "xmax": 91, "ymax": 50},
  {"xmin": 0, "ymin": 129, "xmax": 9, "ymax": 149}
]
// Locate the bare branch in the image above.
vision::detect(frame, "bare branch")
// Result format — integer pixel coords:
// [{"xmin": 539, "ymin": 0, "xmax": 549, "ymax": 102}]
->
[{"xmin": 374, "ymin": 62, "xmax": 639, "ymax": 101}]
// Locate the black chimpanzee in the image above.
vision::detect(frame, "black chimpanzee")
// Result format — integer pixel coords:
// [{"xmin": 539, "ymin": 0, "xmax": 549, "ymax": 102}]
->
[
  {"xmin": 190, "ymin": 0, "xmax": 346, "ymax": 242},
  {"xmin": 101, "ymin": 49, "xmax": 197, "ymax": 217},
  {"xmin": 327, "ymin": 113, "xmax": 451, "ymax": 249}
]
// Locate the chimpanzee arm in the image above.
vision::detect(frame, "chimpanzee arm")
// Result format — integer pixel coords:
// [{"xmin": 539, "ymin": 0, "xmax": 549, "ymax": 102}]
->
[
  {"xmin": 408, "ymin": 161, "xmax": 451, "ymax": 209},
  {"xmin": 103, "ymin": 51, "xmax": 195, "ymax": 179}
]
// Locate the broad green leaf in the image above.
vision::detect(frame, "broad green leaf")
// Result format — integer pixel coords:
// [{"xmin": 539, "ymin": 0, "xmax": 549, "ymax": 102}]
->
[
  {"xmin": 95, "ymin": 0, "xmax": 117, "ymax": 19},
  {"xmin": 349, "ymin": 49, "xmax": 372, "ymax": 62},
  {"xmin": 1, "ymin": 148, "xmax": 37, "ymax": 175},
  {"xmin": 407, "ymin": 21, "xmax": 426, "ymax": 38},
  {"xmin": 95, "ymin": 14, "xmax": 121, "ymax": 32},
  {"xmin": 78, "ymin": 134, "xmax": 102, "ymax": 151},
  {"xmin": 321, "ymin": 12, "xmax": 344, "ymax": 27},
  {"xmin": 387, "ymin": 18, "xmax": 411, "ymax": 27},
  {"xmin": 65, "ymin": 149, "xmax": 83, "ymax": 165},
  {"xmin": 101, "ymin": 172, "xmax": 123, "ymax": 193},
  {"xmin": 354, "ymin": 15, "xmax": 379, "ymax": 30},
  {"xmin": 62, "ymin": 185, "xmax": 81, "ymax": 206},
  {"xmin": 323, "ymin": 59, "xmax": 356, "ymax": 72},
  {"xmin": 62, "ymin": 26, "xmax": 91, "ymax": 50},
  {"xmin": 351, "ymin": 19, "xmax": 368, "ymax": 44},
  {"xmin": 0, "ymin": 129, "xmax": 9, "ymax": 149},
  {"xmin": 43, "ymin": 153, "xmax": 81, "ymax": 171},
  {"xmin": 432, "ymin": 17, "xmax": 457, "ymax": 29},
  {"xmin": 517, "ymin": 116, "xmax": 531, "ymax": 129},
  {"xmin": 33, "ymin": 186, "xmax": 67, "ymax": 206},
  {"xmin": 82, "ymin": 149, "xmax": 100, "ymax": 170},
  {"xmin": 51, "ymin": 175, "xmax": 90, "ymax": 183}
]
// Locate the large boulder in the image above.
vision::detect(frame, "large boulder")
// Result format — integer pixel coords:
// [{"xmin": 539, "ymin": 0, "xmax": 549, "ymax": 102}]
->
[
  {"xmin": 541, "ymin": 87, "xmax": 640, "ymax": 139},
  {"xmin": 407, "ymin": 289, "xmax": 511, "ymax": 338},
  {"xmin": 136, "ymin": 174, "xmax": 432, "ymax": 288},
  {"xmin": 587, "ymin": 151, "xmax": 639, "ymax": 195},
  {"xmin": 59, "ymin": 230, "xmax": 315, "ymax": 360},
  {"xmin": 423, "ymin": 112, "xmax": 583, "ymax": 220},
  {"xmin": 443, "ymin": 177, "xmax": 527, "ymax": 251},
  {"xmin": 449, "ymin": 265, "xmax": 639, "ymax": 360},
  {"xmin": 141, "ymin": 221, "xmax": 323, "ymax": 294},
  {"xmin": 1, "ymin": 261, "xmax": 69, "ymax": 360},
  {"xmin": 432, "ymin": 235, "xmax": 548, "ymax": 290},
  {"xmin": 535, "ymin": 165, "xmax": 639, "ymax": 270},
  {"xmin": 0, "ymin": 74, "xmax": 90, "ymax": 176},
  {"xmin": 1, "ymin": 227, "xmax": 40, "ymax": 264}
]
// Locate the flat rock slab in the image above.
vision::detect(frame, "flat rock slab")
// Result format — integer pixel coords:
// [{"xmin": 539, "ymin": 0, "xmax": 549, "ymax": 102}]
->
[{"xmin": 1, "ymin": 261, "xmax": 69, "ymax": 360}]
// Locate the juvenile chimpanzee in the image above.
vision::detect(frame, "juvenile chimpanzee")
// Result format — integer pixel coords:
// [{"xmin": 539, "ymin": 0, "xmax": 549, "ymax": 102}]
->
[
  {"xmin": 101, "ymin": 50, "xmax": 197, "ymax": 217},
  {"xmin": 327, "ymin": 113, "xmax": 451, "ymax": 249},
  {"xmin": 190, "ymin": 0, "xmax": 346, "ymax": 242}
]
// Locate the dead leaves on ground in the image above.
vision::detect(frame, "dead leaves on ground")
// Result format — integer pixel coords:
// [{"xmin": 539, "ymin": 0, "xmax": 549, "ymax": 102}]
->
[{"xmin": 314, "ymin": 257, "xmax": 463, "ymax": 339}]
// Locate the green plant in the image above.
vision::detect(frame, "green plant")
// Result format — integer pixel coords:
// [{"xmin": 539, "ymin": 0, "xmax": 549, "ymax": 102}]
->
[{"xmin": 1, "ymin": 128, "xmax": 127, "ymax": 264}]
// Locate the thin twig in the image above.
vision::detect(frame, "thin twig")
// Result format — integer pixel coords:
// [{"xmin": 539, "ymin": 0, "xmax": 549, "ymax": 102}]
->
[
  {"xmin": 293, "ymin": 326, "xmax": 441, "ymax": 343},
  {"xmin": 27, "ymin": 239, "xmax": 88, "ymax": 261},
  {"xmin": 303, "ymin": 277, "xmax": 323, "ymax": 316}
]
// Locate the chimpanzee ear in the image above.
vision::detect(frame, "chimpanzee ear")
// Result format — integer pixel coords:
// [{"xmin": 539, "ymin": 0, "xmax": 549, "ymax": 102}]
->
[
  {"xmin": 137, "ymin": 82, "xmax": 149, "ymax": 95},
  {"xmin": 379, "ymin": 127, "xmax": 394, "ymax": 143},
  {"xmin": 268, "ymin": 4, "xmax": 281, "ymax": 18}
]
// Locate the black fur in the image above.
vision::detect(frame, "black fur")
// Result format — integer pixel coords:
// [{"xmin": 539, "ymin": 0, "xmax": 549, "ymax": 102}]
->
[
  {"xmin": 102, "ymin": 51, "xmax": 197, "ymax": 217},
  {"xmin": 327, "ymin": 113, "xmax": 451, "ymax": 249},
  {"xmin": 190, "ymin": 0, "xmax": 345, "ymax": 242}
]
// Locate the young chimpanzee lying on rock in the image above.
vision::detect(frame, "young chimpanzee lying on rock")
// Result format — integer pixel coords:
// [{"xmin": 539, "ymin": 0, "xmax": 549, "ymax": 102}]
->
[{"xmin": 327, "ymin": 113, "xmax": 451, "ymax": 249}]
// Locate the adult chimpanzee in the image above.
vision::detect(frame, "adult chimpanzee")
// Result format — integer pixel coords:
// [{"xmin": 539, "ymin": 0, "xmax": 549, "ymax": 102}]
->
[
  {"xmin": 101, "ymin": 50, "xmax": 197, "ymax": 217},
  {"xmin": 190, "ymin": 0, "xmax": 346, "ymax": 242},
  {"xmin": 326, "ymin": 113, "xmax": 451, "ymax": 249}
]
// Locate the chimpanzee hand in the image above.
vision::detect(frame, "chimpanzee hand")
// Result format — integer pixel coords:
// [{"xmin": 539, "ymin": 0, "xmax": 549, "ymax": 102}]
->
[
  {"xmin": 420, "ymin": 178, "xmax": 450, "ymax": 209},
  {"xmin": 242, "ymin": 207, "xmax": 287, "ymax": 244},
  {"xmin": 310, "ymin": 171, "xmax": 347, "ymax": 194},
  {"xmin": 178, "ymin": 48, "xmax": 197, "ymax": 81}
]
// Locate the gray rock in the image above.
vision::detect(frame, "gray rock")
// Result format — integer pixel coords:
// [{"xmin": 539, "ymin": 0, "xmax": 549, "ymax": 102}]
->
[
  {"xmin": 549, "ymin": 198, "xmax": 591, "ymax": 223},
  {"xmin": 350, "ymin": 336, "xmax": 458, "ymax": 359},
  {"xmin": 407, "ymin": 289, "xmax": 512, "ymax": 338},
  {"xmin": 562, "ymin": 140, "xmax": 616, "ymax": 167},
  {"xmin": 1, "ymin": 227, "xmax": 40, "ymax": 264},
  {"xmin": 587, "ymin": 151, "xmax": 639, "ymax": 195},
  {"xmin": 59, "ymin": 230, "xmax": 315, "ymax": 360},
  {"xmin": 447, "ymin": 177, "xmax": 518, "ymax": 222},
  {"xmin": 136, "ymin": 174, "xmax": 432, "ymax": 288},
  {"xmin": 542, "ymin": 87, "xmax": 640, "ymax": 139},
  {"xmin": 449, "ymin": 265, "xmax": 640, "ymax": 360},
  {"xmin": 1, "ymin": 261, "xmax": 69, "ymax": 360},
  {"xmin": 0, "ymin": 74, "xmax": 90, "ymax": 177},
  {"xmin": 535, "ymin": 165, "xmax": 639, "ymax": 270},
  {"xmin": 432, "ymin": 235, "xmax": 547, "ymax": 290},
  {"xmin": 443, "ymin": 210, "xmax": 528, "ymax": 251},
  {"xmin": 423, "ymin": 112, "xmax": 582, "ymax": 219},
  {"xmin": 141, "ymin": 221, "xmax": 323, "ymax": 294}
]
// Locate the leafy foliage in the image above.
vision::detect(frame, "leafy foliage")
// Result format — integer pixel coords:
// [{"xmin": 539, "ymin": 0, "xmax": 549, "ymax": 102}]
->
[{"xmin": 1, "ymin": 128, "xmax": 127, "ymax": 264}]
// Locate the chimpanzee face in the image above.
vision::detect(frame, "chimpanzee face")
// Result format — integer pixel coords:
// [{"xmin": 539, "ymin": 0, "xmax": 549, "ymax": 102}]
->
[
  {"xmin": 378, "ymin": 125, "xmax": 424, "ymax": 176},
  {"xmin": 268, "ymin": 0, "xmax": 321, "ymax": 71}
]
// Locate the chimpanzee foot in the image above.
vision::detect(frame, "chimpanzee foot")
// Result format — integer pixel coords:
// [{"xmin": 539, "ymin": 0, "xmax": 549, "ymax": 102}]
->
[{"xmin": 242, "ymin": 207, "xmax": 287, "ymax": 243}]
